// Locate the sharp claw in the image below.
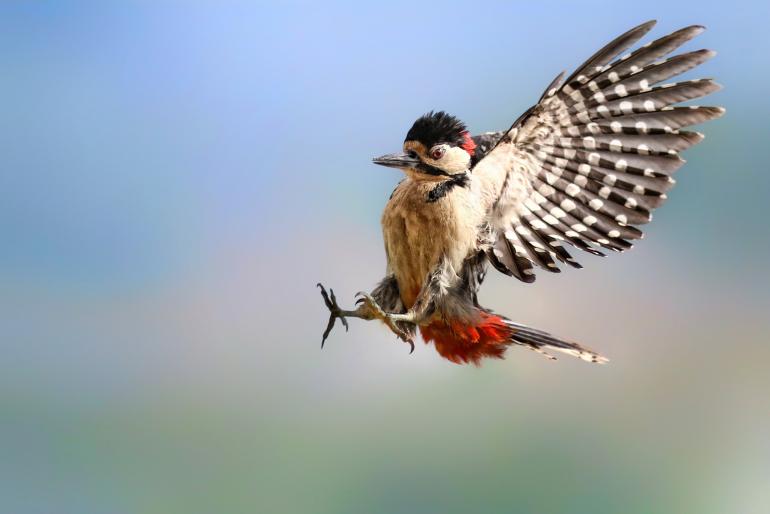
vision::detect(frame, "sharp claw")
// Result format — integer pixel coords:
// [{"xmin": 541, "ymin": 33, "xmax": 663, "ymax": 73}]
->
[
  {"xmin": 321, "ymin": 315, "xmax": 334, "ymax": 348},
  {"xmin": 318, "ymin": 282, "xmax": 349, "ymax": 346},
  {"xmin": 408, "ymin": 339, "xmax": 415, "ymax": 354},
  {"xmin": 317, "ymin": 283, "xmax": 334, "ymax": 310}
]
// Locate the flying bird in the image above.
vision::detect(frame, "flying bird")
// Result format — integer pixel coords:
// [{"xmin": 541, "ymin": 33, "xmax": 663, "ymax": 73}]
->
[{"xmin": 317, "ymin": 20, "xmax": 724, "ymax": 365}]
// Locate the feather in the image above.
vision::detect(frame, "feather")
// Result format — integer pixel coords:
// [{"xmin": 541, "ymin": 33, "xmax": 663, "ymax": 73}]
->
[
  {"xmin": 552, "ymin": 132, "xmax": 704, "ymax": 155},
  {"xmin": 563, "ymin": 49, "xmax": 715, "ymax": 113},
  {"xmin": 575, "ymin": 79, "xmax": 721, "ymax": 119},
  {"xmin": 505, "ymin": 319, "xmax": 608, "ymax": 363},
  {"xmin": 509, "ymin": 223, "xmax": 561, "ymax": 272},
  {"xmin": 472, "ymin": 22, "xmax": 724, "ymax": 282},
  {"xmin": 488, "ymin": 233, "xmax": 536, "ymax": 283},
  {"xmin": 561, "ymin": 26, "xmax": 708, "ymax": 103},
  {"xmin": 562, "ymin": 20, "xmax": 657, "ymax": 88}
]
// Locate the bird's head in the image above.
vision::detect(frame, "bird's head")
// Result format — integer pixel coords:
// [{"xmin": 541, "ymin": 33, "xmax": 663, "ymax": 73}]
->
[{"xmin": 373, "ymin": 111, "xmax": 476, "ymax": 182}]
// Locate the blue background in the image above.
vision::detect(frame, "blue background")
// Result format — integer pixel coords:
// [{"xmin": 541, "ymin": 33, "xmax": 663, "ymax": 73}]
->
[{"xmin": 1, "ymin": 2, "xmax": 769, "ymax": 513}]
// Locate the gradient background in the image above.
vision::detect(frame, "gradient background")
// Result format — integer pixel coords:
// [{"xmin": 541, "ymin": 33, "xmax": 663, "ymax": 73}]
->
[{"xmin": 2, "ymin": 2, "xmax": 769, "ymax": 513}]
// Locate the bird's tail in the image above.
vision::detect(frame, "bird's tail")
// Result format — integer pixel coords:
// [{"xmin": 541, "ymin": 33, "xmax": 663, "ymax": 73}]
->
[{"xmin": 420, "ymin": 310, "xmax": 608, "ymax": 365}]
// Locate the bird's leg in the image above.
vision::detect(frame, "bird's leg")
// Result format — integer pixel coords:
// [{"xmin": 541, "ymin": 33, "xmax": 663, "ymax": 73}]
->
[
  {"xmin": 352, "ymin": 292, "xmax": 415, "ymax": 352},
  {"xmin": 354, "ymin": 291, "xmax": 433, "ymax": 346},
  {"xmin": 317, "ymin": 283, "xmax": 414, "ymax": 351},
  {"xmin": 353, "ymin": 262, "xmax": 454, "ymax": 350},
  {"xmin": 354, "ymin": 257, "xmax": 458, "ymax": 344}
]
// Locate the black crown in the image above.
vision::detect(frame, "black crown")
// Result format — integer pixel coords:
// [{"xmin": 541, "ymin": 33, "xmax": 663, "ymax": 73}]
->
[{"xmin": 405, "ymin": 111, "xmax": 467, "ymax": 148}]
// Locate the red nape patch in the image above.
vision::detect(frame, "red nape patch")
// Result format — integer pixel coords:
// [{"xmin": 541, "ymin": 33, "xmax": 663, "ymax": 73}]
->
[
  {"xmin": 420, "ymin": 313, "xmax": 512, "ymax": 365},
  {"xmin": 460, "ymin": 131, "xmax": 476, "ymax": 156}
]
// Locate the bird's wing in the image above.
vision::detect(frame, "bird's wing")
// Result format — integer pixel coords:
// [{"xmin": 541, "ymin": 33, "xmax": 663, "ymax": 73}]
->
[
  {"xmin": 470, "ymin": 131, "xmax": 505, "ymax": 165},
  {"xmin": 471, "ymin": 20, "xmax": 724, "ymax": 283}
]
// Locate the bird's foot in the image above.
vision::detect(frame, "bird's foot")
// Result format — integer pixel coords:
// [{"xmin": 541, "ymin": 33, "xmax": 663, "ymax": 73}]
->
[
  {"xmin": 355, "ymin": 292, "xmax": 415, "ymax": 354},
  {"xmin": 317, "ymin": 283, "xmax": 349, "ymax": 348}
]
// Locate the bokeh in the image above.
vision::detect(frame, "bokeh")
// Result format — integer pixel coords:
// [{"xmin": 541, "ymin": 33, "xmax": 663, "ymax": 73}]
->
[{"xmin": 1, "ymin": 2, "xmax": 769, "ymax": 513}]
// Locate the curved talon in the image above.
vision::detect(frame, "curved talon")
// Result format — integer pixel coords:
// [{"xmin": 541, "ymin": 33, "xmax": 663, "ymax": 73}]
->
[
  {"xmin": 317, "ymin": 283, "xmax": 348, "ymax": 347},
  {"xmin": 354, "ymin": 291, "xmax": 374, "ymax": 307}
]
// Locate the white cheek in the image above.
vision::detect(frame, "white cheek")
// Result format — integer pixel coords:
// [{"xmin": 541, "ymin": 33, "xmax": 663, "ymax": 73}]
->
[{"xmin": 438, "ymin": 147, "xmax": 471, "ymax": 173}]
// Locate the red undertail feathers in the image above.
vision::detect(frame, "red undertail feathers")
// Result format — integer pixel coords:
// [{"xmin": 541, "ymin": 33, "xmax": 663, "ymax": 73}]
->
[
  {"xmin": 420, "ymin": 311, "xmax": 608, "ymax": 365},
  {"xmin": 420, "ymin": 312, "xmax": 511, "ymax": 365}
]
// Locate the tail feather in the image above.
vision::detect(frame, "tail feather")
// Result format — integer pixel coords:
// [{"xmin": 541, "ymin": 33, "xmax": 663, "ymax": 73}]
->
[
  {"xmin": 420, "ymin": 310, "xmax": 608, "ymax": 365},
  {"xmin": 504, "ymin": 319, "xmax": 609, "ymax": 364}
]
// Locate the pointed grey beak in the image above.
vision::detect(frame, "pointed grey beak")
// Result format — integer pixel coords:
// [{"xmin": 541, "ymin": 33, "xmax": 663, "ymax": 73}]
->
[{"xmin": 372, "ymin": 152, "xmax": 420, "ymax": 169}]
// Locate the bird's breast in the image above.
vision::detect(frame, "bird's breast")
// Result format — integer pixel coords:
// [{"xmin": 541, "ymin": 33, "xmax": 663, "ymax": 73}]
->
[{"xmin": 381, "ymin": 178, "xmax": 484, "ymax": 308}]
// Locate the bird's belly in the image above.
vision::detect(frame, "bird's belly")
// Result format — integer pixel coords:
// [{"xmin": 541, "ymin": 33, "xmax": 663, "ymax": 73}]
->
[{"xmin": 382, "ymin": 181, "xmax": 482, "ymax": 308}]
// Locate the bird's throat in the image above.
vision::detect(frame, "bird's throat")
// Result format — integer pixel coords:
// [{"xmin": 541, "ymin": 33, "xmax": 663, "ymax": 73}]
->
[{"xmin": 427, "ymin": 173, "xmax": 469, "ymax": 203}]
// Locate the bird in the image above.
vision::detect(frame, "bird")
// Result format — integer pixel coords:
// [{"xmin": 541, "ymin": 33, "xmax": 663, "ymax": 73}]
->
[{"xmin": 317, "ymin": 20, "xmax": 724, "ymax": 365}]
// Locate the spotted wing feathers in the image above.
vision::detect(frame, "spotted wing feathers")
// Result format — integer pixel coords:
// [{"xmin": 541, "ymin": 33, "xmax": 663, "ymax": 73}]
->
[
  {"xmin": 478, "ymin": 21, "xmax": 724, "ymax": 282},
  {"xmin": 471, "ymin": 131, "xmax": 505, "ymax": 165}
]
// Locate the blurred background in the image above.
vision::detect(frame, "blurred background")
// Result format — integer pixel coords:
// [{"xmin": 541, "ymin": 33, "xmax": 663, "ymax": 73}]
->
[{"xmin": 1, "ymin": 1, "xmax": 768, "ymax": 513}]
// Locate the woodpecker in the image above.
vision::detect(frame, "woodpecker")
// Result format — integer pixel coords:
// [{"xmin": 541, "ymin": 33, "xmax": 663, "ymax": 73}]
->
[{"xmin": 318, "ymin": 20, "xmax": 724, "ymax": 365}]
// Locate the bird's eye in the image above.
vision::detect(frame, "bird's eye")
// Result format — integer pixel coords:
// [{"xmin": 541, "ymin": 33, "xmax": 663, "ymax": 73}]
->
[{"xmin": 430, "ymin": 146, "xmax": 446, "ymax": 160}]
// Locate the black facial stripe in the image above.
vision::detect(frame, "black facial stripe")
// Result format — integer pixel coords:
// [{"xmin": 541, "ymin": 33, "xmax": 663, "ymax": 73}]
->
[
  {"xmin": 415, "ymin": 162, "xmax": 451, "ymax": 177},
  {"xmin": 426, "ymin": 173, "xmax": 470, "ymax": 203}
]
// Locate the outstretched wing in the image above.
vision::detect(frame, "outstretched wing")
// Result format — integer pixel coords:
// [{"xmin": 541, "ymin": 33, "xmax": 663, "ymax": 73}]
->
[{"xmin": 473, "ymin": 20, "xmax": 724, "ymax": 283}]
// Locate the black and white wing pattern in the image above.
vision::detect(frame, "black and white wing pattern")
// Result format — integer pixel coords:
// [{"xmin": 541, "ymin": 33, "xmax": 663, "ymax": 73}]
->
[
  {"xmin": 475, "ymin": 20, "xmax": 724, "ymax": 283},
  {"xmin": 471, "ymin": 131, "xmax": 505, "ymax": 165}
]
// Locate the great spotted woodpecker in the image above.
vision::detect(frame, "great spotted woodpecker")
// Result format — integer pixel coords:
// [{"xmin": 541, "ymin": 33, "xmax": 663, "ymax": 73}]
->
[{"xmin": 318, "ymin": 20, "xmax": 724, "ymax": 365}]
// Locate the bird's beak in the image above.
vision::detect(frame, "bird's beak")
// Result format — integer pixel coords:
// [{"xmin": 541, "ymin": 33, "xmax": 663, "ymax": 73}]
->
[{"xmin": 372, "ymin": 152, "xmax": 420, "ymax": 169}]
